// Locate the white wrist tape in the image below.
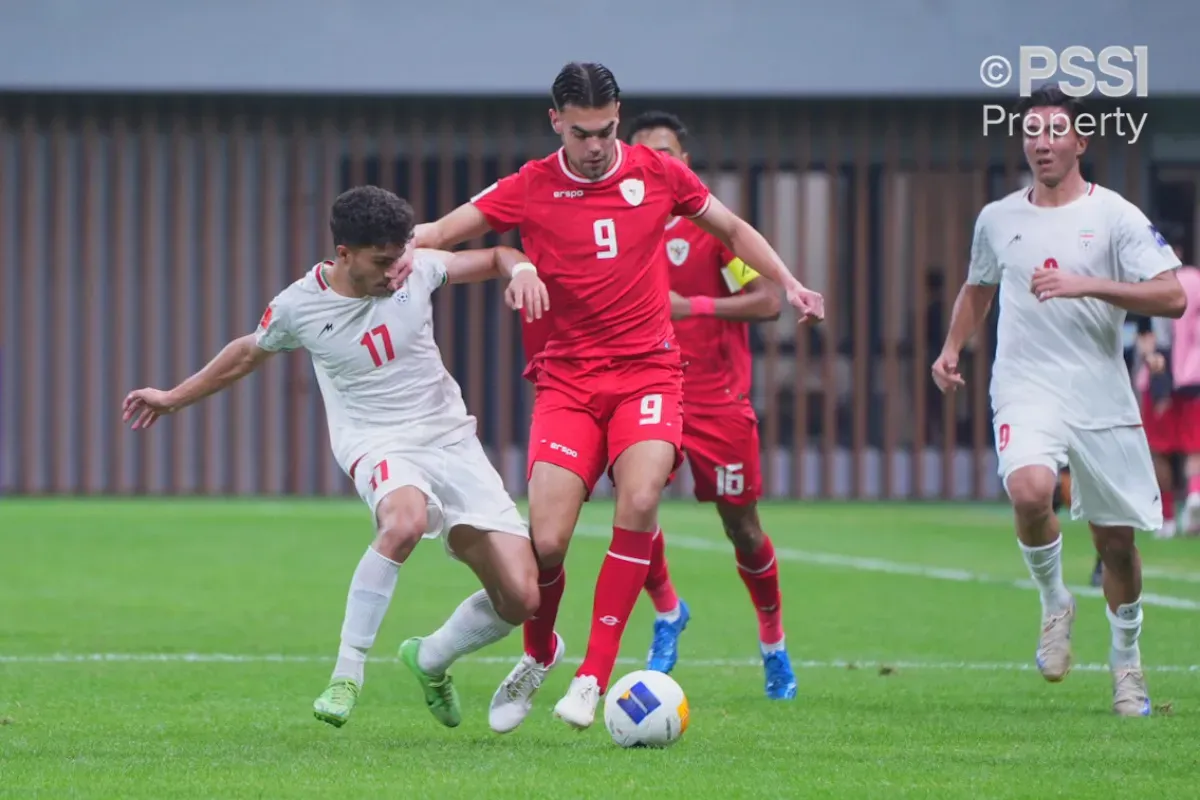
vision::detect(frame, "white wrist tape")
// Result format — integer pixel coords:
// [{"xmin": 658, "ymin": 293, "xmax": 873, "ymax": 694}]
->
[{"xmin": 511, "ymin": 262, "xmax": 537, "ymax": 276}]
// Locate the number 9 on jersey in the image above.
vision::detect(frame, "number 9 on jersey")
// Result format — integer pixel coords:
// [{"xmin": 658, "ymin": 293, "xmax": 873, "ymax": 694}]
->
[{"xmin": 595, "ymin": 218, "xmax": 618, "ymax": 260}]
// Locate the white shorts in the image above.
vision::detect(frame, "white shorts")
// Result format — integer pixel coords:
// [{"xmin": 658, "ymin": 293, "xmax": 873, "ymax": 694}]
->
[
  {"xmin": 994, "ymin": 408, "xmax": 1162, "ymax": 530},
  {"xmin": 351, "ymin": 435, "xmax": 528, "ymax": 549}
]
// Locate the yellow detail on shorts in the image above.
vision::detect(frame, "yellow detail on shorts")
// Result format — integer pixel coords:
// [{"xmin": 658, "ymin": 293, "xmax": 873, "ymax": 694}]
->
[{"xmin": 720, "ymin": 258, "xmax": 760, "ymax": 293}]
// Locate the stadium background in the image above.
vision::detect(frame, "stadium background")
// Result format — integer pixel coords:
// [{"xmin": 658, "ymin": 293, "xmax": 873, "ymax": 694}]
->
[{"xmin": 3, "ymin": 0, "xmax": 1199, "ymax": 501}]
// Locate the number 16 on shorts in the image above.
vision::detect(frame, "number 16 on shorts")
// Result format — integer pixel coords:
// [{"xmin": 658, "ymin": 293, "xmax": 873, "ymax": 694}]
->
[{"xmin": 715, "ymin": 463, "xmax": 745, "ymax": 496}]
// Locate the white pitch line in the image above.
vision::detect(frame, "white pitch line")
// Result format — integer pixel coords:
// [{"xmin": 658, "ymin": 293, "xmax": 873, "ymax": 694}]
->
[
  {"xmin": 2, "ymin": 652, "xmax": 1199, "ymax": 674},
  {"xmin": 573, "ymin": 526, "xmax": 1200, "ymax": 612},
  {"xmin": 1142, "ymin": 565, "xmax": 1200, "ymax": 585}
]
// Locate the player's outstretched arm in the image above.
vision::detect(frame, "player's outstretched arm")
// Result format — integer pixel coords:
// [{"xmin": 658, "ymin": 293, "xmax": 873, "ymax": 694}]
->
[
  {"xmin": 413, "ymin": 204, "xmax": 494, "ymax": 250},
  {"xmin": 418, "ymin": 247, "xmax": 549, "ymax": 321},
  {"xmin": 931, "ymin": 283, "xmax": 997, "ymax": 393},
  {"xmin": 690, "ymin": 197, "xmax": 823, "ymax": 324},
  {"xmin": 122, "ymin": 334, "xmax": 277, "ymax": 430}
]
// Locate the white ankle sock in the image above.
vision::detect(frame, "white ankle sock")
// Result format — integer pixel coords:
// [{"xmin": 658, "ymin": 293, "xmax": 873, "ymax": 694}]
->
[
  {"xmin": 332, "ymin": 546, "xmax": 401, "ymax": 684},
  {"xmin": 656, "ymin": 606, "xmax": 681, "ymax": 623},
  {"xmin": 1107, "ymin": 598, "xmax": 1143, "ymax": 669},
  {"xmin": 1018, "ymin": 536, "xmax": 1072, "ymax": 614},
  {"xmin": 417, "ymin": 590, "xmax": 515, "ymax": 675}
]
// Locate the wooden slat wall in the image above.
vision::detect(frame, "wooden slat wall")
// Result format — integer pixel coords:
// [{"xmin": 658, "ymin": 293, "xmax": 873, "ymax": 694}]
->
[{"xmin": 0, "ymin": 95, "xmax": 1153, "ymax": 498}]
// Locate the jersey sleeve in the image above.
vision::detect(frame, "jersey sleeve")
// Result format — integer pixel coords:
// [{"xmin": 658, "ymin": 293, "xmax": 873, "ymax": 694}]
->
[
  {"xmin": 1113, "ymin": 203, "xmax": 1182, "ymax": 282},
  {"xmin": 470, "ymin": 169, "xmax": 528, "ymax": 233},
  {"xmin": 966, "ymin": 212, "xmax": 1001, "ymax": 286},
  {"xmin": 662, "ymin": 155, "xmax": 712, "ymax": 219},
  {"xmin": 410, "ymin": 251, "xmax": 449, "ymax": 294},
  {"xmin": 254, "ymin": 293, "xmax": 300, "ymax": 353}
]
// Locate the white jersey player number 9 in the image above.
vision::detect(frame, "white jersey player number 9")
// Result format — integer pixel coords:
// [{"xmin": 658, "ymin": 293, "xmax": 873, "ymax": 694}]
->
[{"xmin": 594, "ymin": 218, "xmax": 618, "ymax": 259}]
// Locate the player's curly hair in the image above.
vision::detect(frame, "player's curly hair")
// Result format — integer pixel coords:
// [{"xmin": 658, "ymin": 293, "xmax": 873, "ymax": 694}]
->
[
  {"xmin": 1015, "ymin": 85, "xmax": 1087, "ymax": 129},
  {"xmin": 627, "ymin": 110, "xmax": 688, "ymax": 145},
  {"xmin": 551, "ymin": 62, "xmax": 620, "ymax": 111},
  {"xmin": 329, "ymin": 186, "xmax": 415, "ymax": 249}
]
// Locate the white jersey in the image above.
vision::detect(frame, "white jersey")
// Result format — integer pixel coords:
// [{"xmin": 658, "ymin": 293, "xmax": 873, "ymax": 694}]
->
[
  {"xmin": 968, "ymin": 183, "xmax": 1181, "ymax": 429},
  {"xmin": 254, "ymin": 252, "xmax": 475, "ymax": 472}
]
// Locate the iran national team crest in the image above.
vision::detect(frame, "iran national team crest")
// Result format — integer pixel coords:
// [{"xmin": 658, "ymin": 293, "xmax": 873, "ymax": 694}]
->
[
  {"xmin": 1078, "ymin": 228, "xmax": 1095, "ymax": 251},
  {"xmin": 620, "ymin": 178, "xmax": 645, "ymax": 207},
  {"xmin": 666, "ymin": 238, "xmax": 689, "ymax": 266}
]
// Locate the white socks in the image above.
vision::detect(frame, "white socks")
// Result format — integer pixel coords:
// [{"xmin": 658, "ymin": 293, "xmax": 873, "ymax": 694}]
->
[
  {"xmin": 1107, "ymin": 598, "xmax": 1143, "ymax": 669},
  {"xmin": 1019, "ymin": 535, "xmax": 1073, "ymax": 614},
  {"xmin": 761, "ymin": 637, "xmax": 786, "ymax": 655},
  {"xmin": 332, "ymin": 546, "xmax": 401, "ymax": 684},
  {"xmin": 417, "ymin": 589, "xmax": 516, "ymax": 676}
]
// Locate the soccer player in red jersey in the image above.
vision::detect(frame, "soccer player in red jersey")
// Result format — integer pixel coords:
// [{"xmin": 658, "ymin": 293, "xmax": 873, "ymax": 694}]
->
[
  {"xmin": 627, "ymin": 111, "xmax": 796, "ymax": 700},
  {"xmin": 409, "ymin": 62, "xmax": 823, "ymax": 732}
]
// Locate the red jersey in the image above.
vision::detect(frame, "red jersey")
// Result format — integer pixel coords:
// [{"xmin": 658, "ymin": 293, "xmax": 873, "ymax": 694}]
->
[
  {"xmin": 661, "ymin": 217, "xmax": 759, "ymax": 407},
  {"xmin": 472, "ymin": 142, "xmax": 711, "ymax": 360},
  {"xmin": 520, "ymin": 315, "xmax": 553, "ymax": 380}
]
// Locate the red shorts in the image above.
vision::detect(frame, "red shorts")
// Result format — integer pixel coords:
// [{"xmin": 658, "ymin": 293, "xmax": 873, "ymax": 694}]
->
[
  {"xmin": 1142, "ymin": 390, "xmax": 1200, "ymax": 455},
  {"xmin": 683, "ymin": 402, "xmax": 762, "ymax": 505},
  {"xmin": 527, "ymin": 352, "xmax": 684, "ymax": 491}
]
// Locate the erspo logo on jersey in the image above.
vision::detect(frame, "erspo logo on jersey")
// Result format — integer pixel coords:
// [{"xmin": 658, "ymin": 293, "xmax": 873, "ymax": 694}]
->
[{"xmin": 978, "ymin": 46, "xmax": 1150, "ymax": 145}]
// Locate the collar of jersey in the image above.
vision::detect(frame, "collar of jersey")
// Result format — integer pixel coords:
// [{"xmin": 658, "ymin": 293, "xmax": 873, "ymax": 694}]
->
[{"xmin": 557, "ymin": 141, "xmax": 625, "ymax": 184}]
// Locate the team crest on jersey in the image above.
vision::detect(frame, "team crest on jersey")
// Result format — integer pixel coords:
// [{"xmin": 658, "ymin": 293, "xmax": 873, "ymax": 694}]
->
[
  {"xmin": 619, "ymin": 178, "xmax": 645, "ymax": 207},
  {"xmin": 1078, "ymin": 228, "xmax": 1095, "ymax": 251},
  {"xmin": 666, "ymin": 238, "xmax": 689, "ymax": 266}
]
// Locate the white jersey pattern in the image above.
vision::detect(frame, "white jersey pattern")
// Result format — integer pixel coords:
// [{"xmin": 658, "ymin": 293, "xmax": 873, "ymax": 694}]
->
[
  {"xmin": 968, "ymin": 184, "xmax": 1182, "ymax": 428},
  {"xmin": 254, "ymin": 252, "xmax": 475, "ymax": 474}
]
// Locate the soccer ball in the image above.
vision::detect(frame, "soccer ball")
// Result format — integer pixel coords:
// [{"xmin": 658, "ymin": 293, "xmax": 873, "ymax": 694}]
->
[{"xmin": 603, "ymin": 669, "xmax": 689, "ymax": 748}]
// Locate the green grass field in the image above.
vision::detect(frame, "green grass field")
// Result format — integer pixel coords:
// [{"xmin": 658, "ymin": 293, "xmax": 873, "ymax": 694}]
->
[{"xmin": 3, "ymin": 499, "xmax": 1200, "ymax": 799}]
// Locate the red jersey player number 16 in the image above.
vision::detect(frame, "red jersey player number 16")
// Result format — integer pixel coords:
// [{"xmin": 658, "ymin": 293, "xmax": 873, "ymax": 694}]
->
[{"xmin": 406, "ymin": 61, "xmax": 825, "ymax": 734}]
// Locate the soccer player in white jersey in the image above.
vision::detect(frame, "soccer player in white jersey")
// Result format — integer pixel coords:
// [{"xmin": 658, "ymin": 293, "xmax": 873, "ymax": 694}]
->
[
  {"xmin": 123, "ymin": 186, "xmax": 551, "ymax": 729},
  {"xmin": 932, "ymin": 87, "xmax": 1186, "ymax": 717}
]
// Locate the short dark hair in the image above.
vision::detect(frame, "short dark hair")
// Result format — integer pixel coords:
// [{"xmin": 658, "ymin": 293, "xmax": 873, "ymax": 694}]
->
[
  {"xmin": 551, "ymin": 62, "xmax": 620, "ymax": 111},
  {"xmin": 627, "ymin": 110, "xmax": 688, "ymax": 145},
  {"xmin": 1014, "ymin": 84, "xmax": 1087, "ymax": 127},
  {"xmin": 329, "ymin": 186, "xmax": 415, "ymax": 249}
]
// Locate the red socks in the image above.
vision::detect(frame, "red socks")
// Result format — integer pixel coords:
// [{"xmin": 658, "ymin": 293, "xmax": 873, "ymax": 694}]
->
[
  {"xmin": 577, "ymin": 527, "xmax": 654, "ymax": 691},
  {"xmin": 1163, "ymin": 491, "xmax": 1176, "ymax": 521},
  {"xmin": 644, "ymin": 528, "xmax": 680, "ymax": 613},
  {"xmin": 1188, "ymin": 474, "xmax": 1200, "ymax": 495},
  {"xmin": 736, "ymin": 535, "xmax": 784, "ymax": 646},
  {"xmin": 523, "ymin": 564, "xmax": 565, "ymax": 665}
]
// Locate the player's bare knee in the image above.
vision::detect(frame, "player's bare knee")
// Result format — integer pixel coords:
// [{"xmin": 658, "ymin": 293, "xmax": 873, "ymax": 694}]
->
[
  {"xmin": 614, "ymin": 484, "xmax": 662, "ymax": 530},
  {"xmin": 492, "ymin": 577, "xmax": 541, "ymax": 625},
  {"xmin": 374, "ymin": 500, "xmax": 428, "ymax": 562},
  {"xmin": 529, "ymin": 522, "xmax": 572, "ymax": 569},
  {"xmin": 1092, "ymin": 524, "xmax": 1136, "ymax": 566},
  {"xmin": 1006, "ymin": 468, "xmax": 1057, "ymax": 525}
]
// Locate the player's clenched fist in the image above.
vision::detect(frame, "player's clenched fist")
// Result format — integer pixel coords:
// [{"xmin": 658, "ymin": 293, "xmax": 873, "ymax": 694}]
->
[
  {"xmin": 505, "ymin": 267, "xmax": 550, "ymax": 322},
  {"xmin": 931, "ymin": 350, "xmax": 966, "ymax": 393},
  {"xmin": 123, "ymin": 387, "xmax": 178, "ymax": 430},
  {"xmin": 786, "ymin": 282, "xmax": 825, "ymax": 324}
]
